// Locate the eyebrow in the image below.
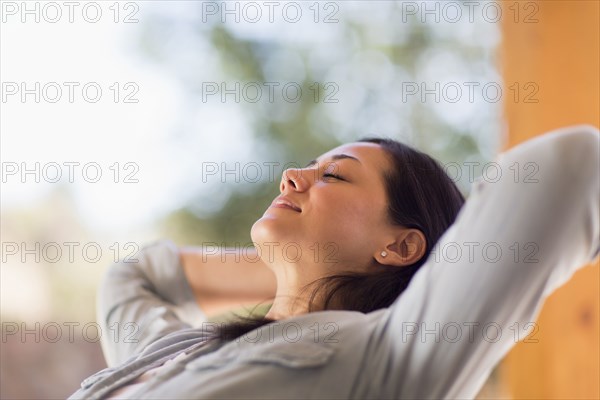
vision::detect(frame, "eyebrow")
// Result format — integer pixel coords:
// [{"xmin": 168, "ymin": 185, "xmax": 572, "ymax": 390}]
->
[{"xmin": 304, "ymin": 154, "xmax": 362, "ymax": 168}]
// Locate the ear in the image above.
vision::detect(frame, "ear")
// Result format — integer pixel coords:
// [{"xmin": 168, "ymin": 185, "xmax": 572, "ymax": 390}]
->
[{"xmin": 375, "ymin": 229, "xmax": 427, "ymax": 267}]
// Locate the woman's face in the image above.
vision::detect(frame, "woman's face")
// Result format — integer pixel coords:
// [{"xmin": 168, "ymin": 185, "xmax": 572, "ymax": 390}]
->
[{"xmin": 251, "ymin": 142, "xmax": 394, "ymax": 274}]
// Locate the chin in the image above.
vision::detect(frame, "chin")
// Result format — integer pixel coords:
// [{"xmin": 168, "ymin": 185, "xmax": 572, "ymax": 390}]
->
[
  {"xmin": 250, "ymin": 216, "xmax": 279, "ymax": 244},
  {"xmin": 251, "ymin": 216, "xmax": 299, "ymax": 247}
]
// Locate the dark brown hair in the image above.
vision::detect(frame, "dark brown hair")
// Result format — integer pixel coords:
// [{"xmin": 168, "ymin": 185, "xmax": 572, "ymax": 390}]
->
[{"xmin": 205, "ymin": 136, "xmax": 465, "ymax": 342}]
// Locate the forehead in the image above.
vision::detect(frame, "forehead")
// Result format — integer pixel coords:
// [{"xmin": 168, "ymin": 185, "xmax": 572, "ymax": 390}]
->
[{"xmin": 318, "ymin": 142, "xmax": 391, "ymax": 173}]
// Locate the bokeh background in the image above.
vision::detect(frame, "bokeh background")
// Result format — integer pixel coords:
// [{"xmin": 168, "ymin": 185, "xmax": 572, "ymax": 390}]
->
[{"xmin": 1, "ymin": 1, "xmax": 598, "ymax": 399}]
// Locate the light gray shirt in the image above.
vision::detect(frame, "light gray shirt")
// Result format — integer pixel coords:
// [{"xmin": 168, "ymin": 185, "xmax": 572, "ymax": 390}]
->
[{"xmin": 68, "ymin": 125, "xmax": 600, "ymax": 400}]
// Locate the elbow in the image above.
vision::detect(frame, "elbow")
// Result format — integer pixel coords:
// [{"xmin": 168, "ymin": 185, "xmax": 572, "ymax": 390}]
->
[
  {"xmin": 511, "ymin": 124, "xmax": 599, "ymax": 189},
  {"xmin": 551, "ymin": 125, "xmax": 600, "ymax": 261},
  {"xmin": 503, "ymin": 124, "xmax": 599, "ymax": 191},
  {"xmin": 501, "ymin": 124, "xmax": 599, "ymax": 256},
  {"xmin": 95, "ymin": 259, "xmax": 142, "ymax": 327},
  {"xmin": 547, "ymin": 124, "xmax": 599, "ymax": 208},
  {"xmin": 96, "ymin": 262, "xmax": 123, "ymax": 326},
  {"xmin": 554, "ymin": 124, "xmax": 599, "ymax": 179}
]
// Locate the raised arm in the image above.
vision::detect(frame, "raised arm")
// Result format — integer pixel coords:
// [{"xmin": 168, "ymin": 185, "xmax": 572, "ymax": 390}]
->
[
  {"xmin": 97, "ymin": 240, "xmax": 278, "ymax": 367},
  {"xmin": 366, "ymin": 125, "xmax": 600, "ymax": 399},
  {"xmin": 180, "ymin": 245, "xmax": 277, "ymax": 317},
  {"xmin": 97, "ymin": 240, "xmax": 205, "ymax": 367}
]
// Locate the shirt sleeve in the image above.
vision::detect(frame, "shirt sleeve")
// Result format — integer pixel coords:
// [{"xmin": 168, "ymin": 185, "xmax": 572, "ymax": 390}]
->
[
  {"xmin": 366, "ymin": 125, "xmax": 600, "ymax": 399},
  {"xmin": 96, "ymin": 239, "xmax": 207, "ymax": 367}
]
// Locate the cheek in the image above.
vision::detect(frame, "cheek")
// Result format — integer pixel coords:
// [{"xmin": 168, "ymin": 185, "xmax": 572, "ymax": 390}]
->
[
  {"xmin": 311, "ymin": 203, "xmax": 381, "ymax": 268},
  {"xmin": 312, "ymin": 196, "xmax": 377, "ymax": 242}
]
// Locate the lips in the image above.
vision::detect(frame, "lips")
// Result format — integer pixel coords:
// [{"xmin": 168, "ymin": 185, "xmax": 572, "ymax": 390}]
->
[{"xmin": 271, "ymin": 196, "xmax": 302, "ymax": 212}]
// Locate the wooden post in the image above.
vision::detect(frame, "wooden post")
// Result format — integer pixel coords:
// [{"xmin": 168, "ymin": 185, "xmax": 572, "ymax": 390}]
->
[{"xmin": 498, "ymin": 1, "xmax": 599, "ymax": 398}]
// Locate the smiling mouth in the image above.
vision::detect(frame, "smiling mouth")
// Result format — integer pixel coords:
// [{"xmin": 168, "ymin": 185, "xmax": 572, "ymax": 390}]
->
[
  {"xmin": 270, "ymin": 201, "xmax": 301, "ymax": 212},
  {"xmin": 270, "ymin": 204, "xmax": 301, "ymax": 212}
]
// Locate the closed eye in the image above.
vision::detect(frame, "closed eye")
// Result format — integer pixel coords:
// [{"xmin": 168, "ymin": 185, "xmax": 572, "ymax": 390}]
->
[{"xmin": 323, "ymin": 173, "xmax": 344, "ymax": 181}]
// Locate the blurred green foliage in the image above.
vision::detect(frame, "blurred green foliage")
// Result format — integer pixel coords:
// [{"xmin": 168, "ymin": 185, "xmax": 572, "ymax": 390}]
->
[{"xmin": 136, "ymin": 2, "xmax": 501, "ymax": 247}]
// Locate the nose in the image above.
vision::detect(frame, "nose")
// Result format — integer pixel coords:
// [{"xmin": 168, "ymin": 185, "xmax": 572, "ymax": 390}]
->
[{"xmin": 280, "ymin": 167, "xmax": 309, "ymax": 193}]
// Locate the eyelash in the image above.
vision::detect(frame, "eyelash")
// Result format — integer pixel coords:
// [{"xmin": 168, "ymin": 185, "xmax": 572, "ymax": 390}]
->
[{"xmin": 323, "ymin": 172, "xmax": 344, "ymax": 181}]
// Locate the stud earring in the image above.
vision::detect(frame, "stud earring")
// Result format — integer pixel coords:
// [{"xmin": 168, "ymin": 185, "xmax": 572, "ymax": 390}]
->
[{"xmin": 380, "ymin": 250, "xmax": 388, "ymax": 257}]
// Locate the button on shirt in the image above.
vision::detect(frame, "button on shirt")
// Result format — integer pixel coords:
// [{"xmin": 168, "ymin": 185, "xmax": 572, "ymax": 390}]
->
[{"xmin": 68, "ymin": 125, "xmax": 600, "ymax": 400}]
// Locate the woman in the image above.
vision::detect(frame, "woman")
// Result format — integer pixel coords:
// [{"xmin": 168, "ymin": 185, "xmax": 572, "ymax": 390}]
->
[{"xmin": 69, "ymin": 125, "xmax": 599, "ymax": 399}]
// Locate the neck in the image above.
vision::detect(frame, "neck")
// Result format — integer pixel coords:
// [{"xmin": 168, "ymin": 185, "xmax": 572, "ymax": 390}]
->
[{"xmin": 263, "ymin": 264, "xmax": 319, "ymax": 320}]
